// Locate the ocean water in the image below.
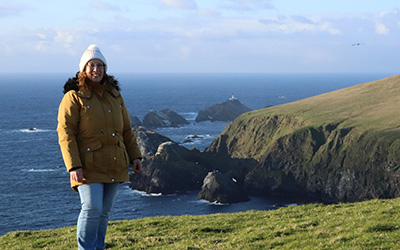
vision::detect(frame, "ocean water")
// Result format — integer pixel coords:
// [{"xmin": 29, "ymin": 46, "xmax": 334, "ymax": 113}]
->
[{"xmin": 0, "ymin": 72, "xmax": 393, "ymax": 236}]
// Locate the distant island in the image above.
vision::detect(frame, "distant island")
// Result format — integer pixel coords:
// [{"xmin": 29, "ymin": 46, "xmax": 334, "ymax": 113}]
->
[
  {"xmin": 195, "ymin": 95, "xmax": 252, "ymax": 122},
  {"xmin": 131, "ymin": 96, "xmax": 252, "ymax": 129}
]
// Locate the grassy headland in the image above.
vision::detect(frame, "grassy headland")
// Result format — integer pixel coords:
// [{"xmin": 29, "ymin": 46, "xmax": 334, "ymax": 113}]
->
[
  {"xmin": 250, "ymin": 74, "xmax": 400, "ymax": 132},
  {"xmin": 1, "ymin": 198, "xmax": 400, "ymax": 249},
  {"xmin": 205, "ymin": 74, "xmax": 400, "ymax": 202},
  {"xmin": 218, "ymin": 74, "xmax": 400, "ymax": 160}
]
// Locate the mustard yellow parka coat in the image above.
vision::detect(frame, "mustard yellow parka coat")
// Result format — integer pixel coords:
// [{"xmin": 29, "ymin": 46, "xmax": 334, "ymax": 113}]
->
[{"xmin": 57, "ymin": 75, "xmax": 142, "ymax": 191}]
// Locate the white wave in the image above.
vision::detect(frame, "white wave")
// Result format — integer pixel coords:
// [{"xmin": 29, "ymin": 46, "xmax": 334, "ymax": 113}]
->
[
  {"xmin": 186, "ymin": 134, "xmax": 203, "ymax": 139},
  {"xmin": 197, "ymin": 199, "xmax": 229, "ymax": 206},
  {"xmin": 182, "ymin": 133, "xmax": 213, "ymax": 145},
  {"xmin": 26, "ymin": 168, "xmax": 56, "ymax": 172},
  {"xmin": 131, "ymin": 189, "xmax": 163, "ymax": 197},
  {"xmin": 182, "ymin": 141, "xmax": 200, "ymax": 145},
  {"xmin": 19, "ymin": 128, "xmax": 51, "ymax": 133},
  {"xmin": 186, "ymin": 134, "xmax": 213, "ymax": 139}
]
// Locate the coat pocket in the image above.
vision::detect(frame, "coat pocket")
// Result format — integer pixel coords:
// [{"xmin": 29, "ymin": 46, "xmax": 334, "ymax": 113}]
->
[
  {"xmin": 117, "ymin": 141, "xmax": 130, "ymax": 168},
  {"xmin": 83, "ymin": 141, "xmax": 103, "ymax": 171}
]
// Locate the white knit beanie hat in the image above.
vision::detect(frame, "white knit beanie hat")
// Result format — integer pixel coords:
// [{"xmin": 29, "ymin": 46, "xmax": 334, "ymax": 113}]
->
[{"xmin": 79, "ymin": 44, "xmax": 107, "ymax": 72}]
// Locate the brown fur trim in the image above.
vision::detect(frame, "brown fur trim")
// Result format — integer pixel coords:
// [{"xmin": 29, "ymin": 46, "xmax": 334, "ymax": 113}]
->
[{"xmin": 63, "ymin": 72, "xmax": 120, "ymax": 94}]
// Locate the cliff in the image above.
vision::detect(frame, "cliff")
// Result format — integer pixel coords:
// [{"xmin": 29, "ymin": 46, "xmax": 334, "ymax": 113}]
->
[
  {"xmin": 130, "ymin": 141, "xmax": 210, "ymax": 194},
  {"xmin": 206, "ymin": 74, "xmax": 400, "ymax": 202}
]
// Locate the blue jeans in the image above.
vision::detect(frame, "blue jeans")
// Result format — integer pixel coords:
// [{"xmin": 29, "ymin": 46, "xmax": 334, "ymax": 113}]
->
[{"xmin": 77, "ymin": 183, "xmax": 120, "ymax": 250}]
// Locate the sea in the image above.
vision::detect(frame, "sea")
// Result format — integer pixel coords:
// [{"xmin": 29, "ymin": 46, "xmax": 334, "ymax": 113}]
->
[{"xmin": 0, "ymin": 72, "xmax": 394, "ymax": 236}]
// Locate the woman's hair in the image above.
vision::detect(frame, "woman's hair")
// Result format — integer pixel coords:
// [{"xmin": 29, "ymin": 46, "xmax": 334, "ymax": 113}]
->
[
  {"xmin": 77, "ymin": 71, "xmax": 109, "ymax": 90},
  {"xmin": 77, "ymin": 71, "xmax": 90, "ymax": 90},
  {"xmin": 63, "ymin": 71, "xmax": 120, "ymax": 94}
]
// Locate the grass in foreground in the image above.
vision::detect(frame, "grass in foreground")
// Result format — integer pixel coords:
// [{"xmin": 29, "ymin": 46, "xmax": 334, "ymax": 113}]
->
[{"xmin": 1, "ymin": 198, "xmax": 400, "ymax": 249}]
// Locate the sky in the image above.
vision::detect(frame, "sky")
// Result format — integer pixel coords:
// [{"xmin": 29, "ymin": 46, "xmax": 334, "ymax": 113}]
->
[{"xmin": 1, "ymin": 0, "xmax": 400, "ymax": 74}]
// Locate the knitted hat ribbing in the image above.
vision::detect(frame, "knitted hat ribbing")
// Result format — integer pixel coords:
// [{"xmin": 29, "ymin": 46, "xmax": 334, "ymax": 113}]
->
[{"xmin": 79, "ymin": 44, "xmax": 107, "ymax": 72}]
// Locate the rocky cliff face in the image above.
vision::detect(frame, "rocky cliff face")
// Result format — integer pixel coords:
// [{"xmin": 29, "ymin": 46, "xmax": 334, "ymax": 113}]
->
[
  {"xmin": 132, "ymin": 126, "xmax": 171, "ymax": 160},
  {"xmin": 130, "ymin": 127, "xmax": 252, "ymax": 198},
  {"xmin": 206, "ymin": 75, "xmax": 400, "ymax": 203},
  {"xmin": 198, "ymin": 171, "xmax": 249, "ymax": 203},
  {"xmin": 209, "ymin": 120, "xmax": 400, "ymax": 202},
  {"xmin": 130, "ymin": 141, "xmax": 211, "ymax": 194}
]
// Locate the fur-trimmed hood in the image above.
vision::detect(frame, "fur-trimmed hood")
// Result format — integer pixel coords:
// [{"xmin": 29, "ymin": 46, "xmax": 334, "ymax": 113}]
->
[{"xmin": 63, "ymin": 73, "xmax": 120, "ymax": 94}]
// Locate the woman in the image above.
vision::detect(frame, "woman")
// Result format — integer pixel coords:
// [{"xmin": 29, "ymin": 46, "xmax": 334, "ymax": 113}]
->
[{"xmin": 57, "ymin": 44, "xmax": 142, "ymax": 250}]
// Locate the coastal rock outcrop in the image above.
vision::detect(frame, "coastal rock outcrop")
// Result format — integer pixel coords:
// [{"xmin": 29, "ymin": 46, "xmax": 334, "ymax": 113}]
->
[
  {"xmin": 133, "ymin": 126, "xmax": 171, "ymax": 160},
  {"xmin": 130, "ymin": 141, "xmax": 211, "ymax": 194},
  {"xmin": 195, "ymin": 96, "xmax": 252, "ymax": 122},
  {"xmin": 198, "ymin": 171, "xmax": 249, "ymax": 203},
  {"xmin": 143, "ymin": 109, "xmax": 190, "ymax": 128}
]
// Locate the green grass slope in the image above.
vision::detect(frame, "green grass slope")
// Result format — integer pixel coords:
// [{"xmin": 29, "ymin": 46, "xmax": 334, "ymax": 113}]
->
[
  {"xmin": 1, "ymin": 198, "xmax": 400, "ymax": 249},
  {"xmin": 211, "ymin": 74, "xmax": 400, "ymax": 161},
  {"xmin": 249, "ymin": 74, "xmax": 400, "ymax": 133}
]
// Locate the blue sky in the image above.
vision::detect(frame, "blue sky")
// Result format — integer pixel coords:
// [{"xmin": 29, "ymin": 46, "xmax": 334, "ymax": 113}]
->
[{"xmin": 1, "ymin": 0, "xmax": 399, "ymax": 73}]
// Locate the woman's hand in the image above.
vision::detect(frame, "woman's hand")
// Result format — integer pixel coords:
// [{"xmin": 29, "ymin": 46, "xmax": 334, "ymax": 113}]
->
[
  {"xmin": 70, "ymin": 168, "xmax": 84, "ymax": 183},
  {"xmin": 132, "ymin": 159, "xmax": 143, "ymax": 174}
]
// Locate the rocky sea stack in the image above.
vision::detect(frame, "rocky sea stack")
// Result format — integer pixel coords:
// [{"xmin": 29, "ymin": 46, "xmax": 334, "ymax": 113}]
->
[
  {"xmin": 130, "ymin": 141, "xmax": 210, "ymax": 194},
  {"xmin": 198, "ymin": 171, "xmax": 249, "ymax": 203},
  {"xmin": 195, "ymin": 96, "xmax": 252, "ymax": 122},
  {"xmin": 143, "ymin": 109, "xmax": 189, "ymax": 128}
]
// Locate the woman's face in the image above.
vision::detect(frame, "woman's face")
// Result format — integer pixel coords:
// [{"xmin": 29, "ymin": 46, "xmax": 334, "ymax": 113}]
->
[{"xmin": 85, "ymin": 59, "xmax": 105, "ymax": 84}]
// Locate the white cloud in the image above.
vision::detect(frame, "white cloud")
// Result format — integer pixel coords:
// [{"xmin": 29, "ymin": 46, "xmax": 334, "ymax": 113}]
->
[
  {"xmin": 374, "ymin": 8, "xmax": 400, "ymax": 35},
  {"xmin": 35, "ymin": 40, "xmax": 48, "ymax": 51},
  {"xmin": 375, "ymin": 23, "xmax": 389, "ymax": 34},
  {"xmin": 36, "ymin": 32, "xmax": 47, "ymax": 40},
  {"xmin": 259, "ymin": 15, "xmax": 341, "ymax": 35},
  {"xmin": 160, "ymin": 0, "xmax": 197, "ymax": 10},
  {"xmin": 1, "ymin": 1, "xmax": 400, "ymax": 73},
  {"xmin": 54, "ymin": 31, "xmax": 76, "ymax": 47},
  {"xmin": 378, "ymin": 8, "xmax": 399, "ymax": 18}
]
